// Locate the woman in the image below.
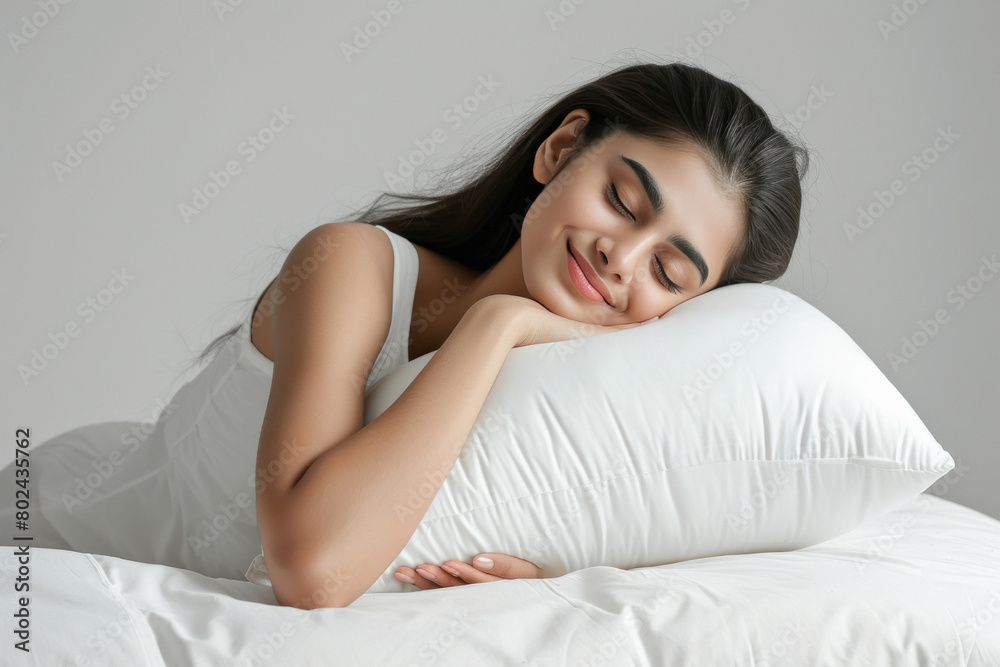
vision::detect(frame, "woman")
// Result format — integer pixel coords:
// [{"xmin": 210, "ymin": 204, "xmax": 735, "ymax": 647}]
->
[
  {"xmin": 217, "ymin": 60, "xmax": 809, "ymax": 609},
  {"xmin": 5, "ymin": 60, "xmax": 807, "ymax": 611}
]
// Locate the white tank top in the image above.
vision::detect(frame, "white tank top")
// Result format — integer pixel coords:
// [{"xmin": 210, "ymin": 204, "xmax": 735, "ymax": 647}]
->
[{"xmin": 33, "ymin": 224, "xmax": 419, "ymax": 582}]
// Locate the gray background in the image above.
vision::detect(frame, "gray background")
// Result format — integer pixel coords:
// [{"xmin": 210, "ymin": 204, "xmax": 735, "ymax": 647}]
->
[{"xmin": 2, "ymin": 0, "xmax": 997, "ymax": 519}]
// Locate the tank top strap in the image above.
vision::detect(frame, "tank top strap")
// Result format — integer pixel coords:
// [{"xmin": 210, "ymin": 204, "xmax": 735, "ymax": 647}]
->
[{"xmin": 366, "ymin": 224, "xmax": 419, "ymax": 394}]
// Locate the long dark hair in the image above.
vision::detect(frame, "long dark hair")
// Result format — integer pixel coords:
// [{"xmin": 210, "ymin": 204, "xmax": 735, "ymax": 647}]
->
[{"xmin": 187, "ymin": 58, "xmax": 809, "ymax": 371}]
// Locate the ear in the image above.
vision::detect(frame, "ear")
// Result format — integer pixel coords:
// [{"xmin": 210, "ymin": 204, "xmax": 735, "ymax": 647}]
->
[{"xmin": 532, "ymin": 108, "xmax": 590, "ymax": 186}]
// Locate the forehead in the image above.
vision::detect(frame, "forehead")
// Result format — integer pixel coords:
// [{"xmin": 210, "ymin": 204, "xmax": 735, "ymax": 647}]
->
[{"xmin": 599, "ymin": 131, "xmax": 719, "ymax": 190}]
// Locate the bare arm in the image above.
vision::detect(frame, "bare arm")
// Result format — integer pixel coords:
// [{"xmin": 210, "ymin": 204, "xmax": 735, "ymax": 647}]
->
[{"xmin": 267, "ymin": 297, "xmax": 521, "ymax": 609}]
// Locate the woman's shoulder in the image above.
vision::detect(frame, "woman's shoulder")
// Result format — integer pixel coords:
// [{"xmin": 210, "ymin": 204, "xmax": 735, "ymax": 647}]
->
[
  {"xmin": 317, "ymin": 221, "xmax": 395, "ymax": 266},
  {"xmin": 295, "ymin": 221, "xmax": 397, "ymax": 301},
  {"xmin": 249, "ymin": 222, "xmax": 396, "ymax": 363}
]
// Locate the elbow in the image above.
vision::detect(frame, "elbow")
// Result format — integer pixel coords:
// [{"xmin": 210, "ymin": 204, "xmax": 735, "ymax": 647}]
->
[
  {"xmin": 258, "ymin": 494, "xmax": 358, "ymax": 609},
  {"xmin": 269, "ymin": 547, "xmax": 360, "ymax": 610},
  {"xmin": 258, "ymin": 496, "xmax": 368, "ymax": 609}
]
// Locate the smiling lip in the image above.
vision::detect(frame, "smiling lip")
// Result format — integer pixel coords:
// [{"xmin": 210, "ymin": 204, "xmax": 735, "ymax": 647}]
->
[{"xmin": 567, "ymin": 241, "xmax": 612, "ymax": 306}]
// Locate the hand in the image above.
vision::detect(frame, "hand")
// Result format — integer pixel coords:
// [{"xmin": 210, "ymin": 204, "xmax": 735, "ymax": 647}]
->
[
  {"xmin": 393, "ymin": 552, "xmax": 543, "ymax": 590},
  {"xmin": 473, "ymin": 294, "xmax": 660, "ymax": 348}
]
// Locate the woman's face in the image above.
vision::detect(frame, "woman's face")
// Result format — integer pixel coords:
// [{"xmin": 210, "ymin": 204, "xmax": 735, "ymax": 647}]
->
[{"xmin": 520, "ymin": 108, "xmax": 745, "ymax": 325}]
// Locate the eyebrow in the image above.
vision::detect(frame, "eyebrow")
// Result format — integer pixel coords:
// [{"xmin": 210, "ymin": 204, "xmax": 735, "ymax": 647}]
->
[{"xmin": 619, "ymin": 154, "xmax": 709, "ymax": 288}]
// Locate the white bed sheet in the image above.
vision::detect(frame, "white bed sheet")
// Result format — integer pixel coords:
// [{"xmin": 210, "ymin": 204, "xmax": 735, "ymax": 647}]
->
[{"xmin": 4, "ymin": 493, "xmax": 999, "ymax": 666}]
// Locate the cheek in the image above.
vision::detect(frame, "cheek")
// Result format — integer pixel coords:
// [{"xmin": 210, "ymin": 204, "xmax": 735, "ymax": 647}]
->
[
  {"xmin": 519, "ymin": 233, "xmax": 553, "ymax": 302},
  {"xmin": 629, "ymin": 285, "xmax": 683, "ymax": 319},
  {"xmin": 631, "ymin": 263, "xmax": 656, "ymax": 289},
  {"xmin": 540, "ymin": 185, "xmax": 592, "ymax": 229},
  {"xmin": 562, "ymin": 189, "xmax": 602, "ymax": 229}
]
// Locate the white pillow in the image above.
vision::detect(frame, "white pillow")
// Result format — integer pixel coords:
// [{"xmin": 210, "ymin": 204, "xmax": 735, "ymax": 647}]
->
[{"xmin": 250, "ymin": 283, "xmax": 955, "ymax": 594}]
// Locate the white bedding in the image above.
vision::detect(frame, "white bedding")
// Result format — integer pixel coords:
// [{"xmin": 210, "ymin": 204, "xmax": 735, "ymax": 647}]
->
[{"xmin": 5, "ymin": 493, "xmax": 999, "ymax": 666}]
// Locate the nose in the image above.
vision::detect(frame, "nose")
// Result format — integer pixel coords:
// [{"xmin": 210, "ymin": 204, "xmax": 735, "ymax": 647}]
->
[{"xmin": 596, "ymin": 230, "xmax": 655, "ymax": 286}]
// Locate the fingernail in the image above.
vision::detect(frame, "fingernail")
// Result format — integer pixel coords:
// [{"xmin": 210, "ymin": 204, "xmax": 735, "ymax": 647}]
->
[
  {"xmin": 395, "ymin": 572, "xmax": 415, "ymax": 584},
  {"xmin": 415, "ymin": 567, "xmax": 436, "ymax": 580},
  {"xmin": 474, "ymin": 556, "xmax": 493, "ymax": 570},
  {"xmin": 441, "ymin": 565, "xmax": 460, "ymax": 577}
]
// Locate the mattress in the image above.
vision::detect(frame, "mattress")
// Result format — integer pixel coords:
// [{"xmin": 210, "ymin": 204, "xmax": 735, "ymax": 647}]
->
[{"xmin": 4, "ymin": 492, "xmax": 999, "ymax": 666}]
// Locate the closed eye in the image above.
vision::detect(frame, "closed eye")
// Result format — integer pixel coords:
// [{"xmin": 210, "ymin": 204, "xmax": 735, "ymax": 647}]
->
[
  {"xmin": 604, "ymin": 181, "xmax": 682, "ymax": 294},
  {"xmin": 605, "ymin": 181, "xmax": 635, "ymax": 221}
]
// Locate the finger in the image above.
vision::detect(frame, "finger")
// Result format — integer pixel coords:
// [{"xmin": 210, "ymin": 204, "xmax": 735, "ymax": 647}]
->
[
  {"xmin": 441, "ymin": 559, "xmax": 504, "ymax": 584},
  {"xmin": 470, "ymin": 553, "xmax": 542, "ymax": 579},
  {"xmin": 413, "ymin": 563, "xmax": 466, "ymax": 588},
  {"xmin": 395, "ymin": 565, "xmax": 439, "ymax": 590}
]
